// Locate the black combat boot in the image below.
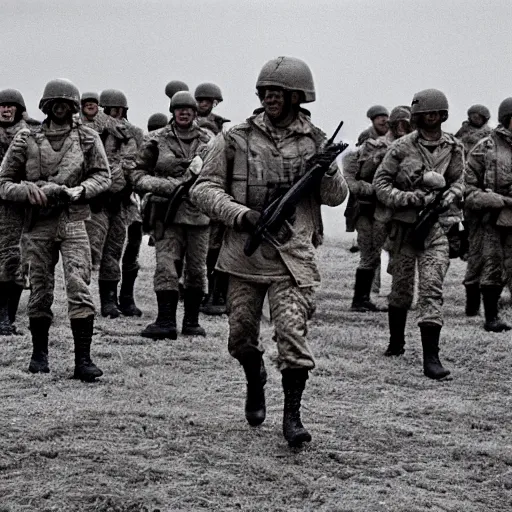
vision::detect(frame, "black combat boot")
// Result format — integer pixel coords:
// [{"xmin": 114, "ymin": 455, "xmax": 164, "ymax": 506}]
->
[
  {"xmin": 351, "ymin": 269, "xmax": 386, "ymax": 312},
  {"xmin": 465, "ymin": 284, "xmax": 481, "ymax": 317},
  {"xmin": 119, "ymin": 269, "xmax": 142, "ymax": 317},
  {"xmin": 420, "ymin": 323, "xmax": 450, "ymax": 380},
  {"xmin": 282, "ymin": 369, "xmax": 312, "ymax": 447},
  {"xmin": 384, "ymin": 306, "xmax": 408, "ymax": 356},
  {"xmin": 481, "ymin": 286, "xmax": 511, "ymax": 332},
  {"xmin": 141, "ymin": 290, "xmax": 178, "ymax": 340},
  {"xmin": 242, "ymin": 356, "xmax": 267, "ymax": 426},
  {"xmin": 28, "ymin": 316, "xmax": 52, "ymax": 374},
  {"xmin": 71, "ymin": 315, "xmax": 103, "ymax": 382},
  {"xmin": 182, "ymin": 288, "xmax": 206, "ymax": 336},
  {"xmin": 202, "ymin": 272, "xmax": 228, "ymax": 315},
  {"xmin": 99, "ymin": 280, "xmax": 121, "ymax": 319},
  {"xmin": 0, "ymin": 282, "xmax": 15, "ymax": 336}
]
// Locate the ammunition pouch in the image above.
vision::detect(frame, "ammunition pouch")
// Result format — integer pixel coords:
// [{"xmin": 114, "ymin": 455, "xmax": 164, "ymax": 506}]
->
[{"xmin": 142, "ymin": 194, "xmax": 169, "ymax": 235}]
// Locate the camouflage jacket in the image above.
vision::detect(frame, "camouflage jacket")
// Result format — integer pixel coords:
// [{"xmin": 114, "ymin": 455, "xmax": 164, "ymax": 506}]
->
[
  {"xmin": 455, "ymin": 121, "xmax": 492, "ymax": 156},
  {"xmin": 465, "ymin": 126, "xmax": 512, "ymax": 225},
  {"xmin": 373, "ymin": 130, "xmax": 464, "ymax": 226},
  {"xmin": 190, "ymin": 111, "xmax": 348, "ymax": 287},
  {"xmin": 126, "ymin": 121, "xmax": 212, "ymax": 225},
  {"xmin": 0, "ymin": 120, "xmax": 111, "ymax": 223},
  {"xmin": 197, "ymin": 112, "xmax": 230, "ymax": 135},
  {"xmin": 0, "ymin": 119, "xmax": 28, "ymax": 162}
]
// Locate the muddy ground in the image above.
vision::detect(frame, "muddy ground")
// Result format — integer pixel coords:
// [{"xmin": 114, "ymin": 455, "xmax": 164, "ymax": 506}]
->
[{"xmin": 1, "ymin": 234, "xmax": 512, "ymax": 511}]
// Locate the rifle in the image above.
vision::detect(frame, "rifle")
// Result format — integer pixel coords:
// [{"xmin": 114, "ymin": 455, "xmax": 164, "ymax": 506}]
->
[
  {"xmin": 410, "ymin": 187, "xmax": 449, "ymax": 250},
  {"xmin": 243, "ymin": 120, "xmax": 348, "ymax": 257}
]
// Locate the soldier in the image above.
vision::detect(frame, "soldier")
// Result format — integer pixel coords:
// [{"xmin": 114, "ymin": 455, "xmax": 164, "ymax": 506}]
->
[
  {"xmin": 344, "ymin": 106, "xmax": 412, "ymax": 312},
  {"xmin": 373, "ymin": 89, "xmax": 464, "ymax": 380},
  {"xmin": 147, "ymin": 113, "xmax": 168, "ymax": 132},
  {"xmin": 165, "ymin": 81, "xmax": 189, "ymax": 103},
  {"xmin": 0, "ymin": 78, "xmax": 111, "ymax": 381},
  {"xmin": 455, "ymin": 104, "xmax": 492, "ymax": 155},
  {"xmin": 84, "ymin": 89, "xmax": 137, "ymax": 319},
  {"xmin": 194, "ymin": 82, "xmax": 231, "ymax": 135},
  {"xmin": 190, "ymin": 56, "xmax": 348, "ymax": 447},
  {"xmin": 464, "ymin": 98, "xmax": 512, "ymax": 332},
  {"xmin": 127, "ymin": 91, "xmax": 212, "ymax": 339},
  {"xmin": 0, "ymin": 89, "xmax": 31, "ymax": 335}
]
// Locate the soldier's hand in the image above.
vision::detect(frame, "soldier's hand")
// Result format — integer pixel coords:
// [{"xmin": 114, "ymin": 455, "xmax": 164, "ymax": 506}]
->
[
  {"xmin": 238, "ymin": 209, "xmax": 261, "ymax": 232},
  {"xmin": 484, "ymin": 191, "xmax": 505, "ymax": 209},
  {"xmin": 407, "ymin": 190, "xmax": 425, "ymax": 207},
  {"xmin": 65, "ymin": 186, "xmax": 85, "ymax": 202},
  {"xmin": 440, "ymin": 190, "xmax": 456, "ymax": 209},
  {"xmin": 26, "ymin": 182, "xmax": 47, "ymax": 207}
]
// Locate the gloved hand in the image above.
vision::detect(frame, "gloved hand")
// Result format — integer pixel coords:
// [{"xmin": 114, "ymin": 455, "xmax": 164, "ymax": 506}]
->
[
  {"xmin": 238, "ymin": 209, "xmax": 261, "ymax": 233},
  {"xmin": 64, "ymin": 186, "xmax": 85, "ymax": 202},
  {"xmin": 11, "ymin": 130, "xmax": 30, "ymax": 153},
  {"xmin": 38, "ymin": 182, "xmax": 66, "ymax": 199},
  {"xmin": 24, "ymin": 182, "xmax": 47, "ymax": 207}
]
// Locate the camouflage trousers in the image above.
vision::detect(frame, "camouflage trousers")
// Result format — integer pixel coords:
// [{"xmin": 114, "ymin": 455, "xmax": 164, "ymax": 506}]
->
[
  {"xmin": 0, "ymin": 203, "xmax": 24, "ymax": 284},
  {"xmin": 23, "ymin": 216, "xmax": 94, "ymax": 320},
  {"xmin": 85, "ymin": 208, "xmax": 127, "ymax": 281},
  {"xmin": 388, "ymin": 221, "xmax": 449, "ymax": 327},
  {"xmin": 463, "ymin": 213, "xmax": 484, "ymax": 286},
  {"xmin": 154, "ymin": 223, "xmax": 209, "ymax": 292},
  {"xmin": 227, "ymin": 276, "xmax": 316, "ymax": 371},
  {"xmin": 477, "ymin": 222, "xmax": 512, "ymax": 288},
  {"xmin": 355, "ymin": 214, "xmax": 388, "ymax": 271}
]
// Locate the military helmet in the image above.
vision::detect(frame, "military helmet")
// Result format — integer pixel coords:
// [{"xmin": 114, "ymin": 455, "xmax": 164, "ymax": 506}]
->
[
  {"xmin": 39, "ymin": 78, "xmax": 80, "ymax": 113},
  {"xmin": 498, "ymin": 98, "xmax": 512, "ymax": 126},
  {"xmin": 147, "ymin": 112, "xmax": 168, "ymax": 131},
  {"xmin": 194, "ymin": 82, "xmax": 223, "ymax": 102},
  {"xmin": 170, "ymin": 91, "xmax": 197, "ymax": 112},
  {"xmin": 99, "ymin": 89, "xmax": 128, "ymax": 109},
  {"xmin": 256, "ymin": 56, "xmax": 315, "ymax": 103},
  {"xmin": 366, "ymin": 105, "xmax": 389, "ymax": 120},
  {"xmin": 0, "ymin": 88, "xmax": 26, "ymax": 112},
  {"xmin": 389, "ymin": 105, "xmax": 411, "ymax": 124},
  {"xmin": 165, "ymin": 80, "xmax": 189, "ymax": 99},
  {"xmin": 410, "ymin": 89, "xmax": 449, "ymax": 115},
  {"xmin": 467, "ymin": 104, "xmax": 490, "ymax": 121},
  {"xmin": 81, "ymin": 92, "xmax": 99, "ymax": 104}
]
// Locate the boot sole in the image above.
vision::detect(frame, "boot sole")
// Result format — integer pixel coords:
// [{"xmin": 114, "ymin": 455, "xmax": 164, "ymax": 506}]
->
[{"xmin": 286, "ymin": 431, "xmax": 312, "ymax": 447}]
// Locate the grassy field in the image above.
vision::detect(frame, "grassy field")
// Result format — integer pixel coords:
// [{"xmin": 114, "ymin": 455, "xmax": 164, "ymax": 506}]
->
[{"xmin": 1, "ymin": 233, "xmax": 512, "ymax": 512}]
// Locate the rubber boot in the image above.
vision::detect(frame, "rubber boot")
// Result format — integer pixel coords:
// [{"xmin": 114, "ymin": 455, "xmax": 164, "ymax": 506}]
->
[
  {"xmin": 465, "ymin": 284, "xmax": 481, "ymax": 317},
  {"xmin": 141, "ymin": 290, "xmax": 178, "ymax": 340},
  {"xmin": 8, "ymin": 282, "xmax": 24, "ymax": 327},
  {"xmin": 351, "ymin": 269, "xmax": 385, "ymax": 312},
  {"xmin": 71, "ymin": 315, "xmax": 103, "ymax": 382},
  {"xmin": 119, "ymin": 269, "xmax": 142, "ymax": 317},
  {"xmin": 0, "ymin": 282, "xmax": 15, "ymax": 335},
  {"xmin": 420, "ymin": 323, "xmax": 450, "ymax": 380},
  {"xmin": 282, "ymin": 369, "xmax": 312, "ymax": 447},
  {"xmin": 482, "ymin": 286, "xmax": 511, "ymax": 332},
  {"xmin": 28, "ymin": 316, "xmax": 51, "ymax": 374},
  {"xmin": 99, "ymin": 280, "xmax": 121, "ymax": 319},
  {"xmin": 242, "ymin": 357, "xmax": 267, "ymax": 426},
  {"xmin": 384, "ymin": 306, "xmax": 407, "ymax": 356},
  {"xmin": 182, "ymin": 288, "xmax": 206, "ymax": 336}
]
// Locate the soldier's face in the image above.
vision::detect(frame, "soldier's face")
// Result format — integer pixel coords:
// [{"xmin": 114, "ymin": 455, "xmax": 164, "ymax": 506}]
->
[
  {"xmin": 263, "ymin": 89, "xmax": 287, "ymax": 119},
  {"xmin": 469, "ymin": 113, "xmax": 486, "ymax": 128},
  {"xmin": 197, "ymin": 98, "xmax": 214, "ymax": 116},
  {"xmin": 108, "ymin": 107, "xmax": 125, "ymax": 119},
  {"xmin": 394, "ymin": 120, "xmax": 412, "ymax": 138},
  {"xmin": 174, "ymin": 107, "xmax": 195, "ymax": 128},
  {"xmin": 418, "ymin": 111, "xmax": 443, "ymax": 129},
  {"xmin": 50, "ymin": 101, "xmax": 73, "ymax": 124},
  {"xmin": 82, "ymin": 102, "xmax": 98, "ymax": 118},
  {"xmin": 372, "ymin": 115, "xmax": 389, "ymax": 135},
  {"xmin": 0, "ymin": 104, "xmax": 17, "ymax": 123}
]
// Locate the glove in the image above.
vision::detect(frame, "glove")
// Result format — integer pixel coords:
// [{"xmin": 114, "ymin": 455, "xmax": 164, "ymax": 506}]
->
[
  {"xmin": 24, "ymin": 182, "xmax": 47, "ymax": 207},
  {"xmin": 64, "ymin": 186, "xmax": 85, "ymax": 202},
  {"xmin": 238, "ymin": 209, "xmax": 261, "ymax": 233}
]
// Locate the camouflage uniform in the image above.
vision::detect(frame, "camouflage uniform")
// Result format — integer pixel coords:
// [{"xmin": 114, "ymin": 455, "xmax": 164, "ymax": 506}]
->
[
  {"xmin": 465, "ymin": 124, "xmax": 512, "ymax": 331},
  {"xmin": 455, "ymin": 121, "xmax": 492, "ymax": 156},
  {"xmin": 191, "ymin": 111, "xmax": 347, "ymax": 369},
  {"xmin": 197, "ymin": 112, "xmax": 230, "ymax": 136},
  {"xmin": 374, "ymin": 130, "xmax": 464, "ymax": 326}
]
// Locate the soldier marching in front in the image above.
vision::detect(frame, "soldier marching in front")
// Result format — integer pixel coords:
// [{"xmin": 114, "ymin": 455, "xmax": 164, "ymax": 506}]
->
[
  {"xmin": 191, "ymin": 56, "xmax": 348, "ymax": 447},
  {"xmin": 128, "ymin": 91, "xmax": 212, "ymax": 340},
  {"xmin": 0, "ymin": 79, "xmax": 111, "ymax": 381},
  {"xmin": 464, "ymin": 98, "xmax": 512, "ymax": 333},
  {"xmin": 374, "ymin": 89, "xmax": 464, "ymax": 380},
  {"xmin": 0, "ymin": 89, "xmax": 34, "ymax": 335}
]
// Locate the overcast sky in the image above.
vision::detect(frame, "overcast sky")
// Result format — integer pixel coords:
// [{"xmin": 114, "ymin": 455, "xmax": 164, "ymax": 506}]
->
[{"xmin": 4, "ymin": 0, "xmax": 511, "ymax": 234}]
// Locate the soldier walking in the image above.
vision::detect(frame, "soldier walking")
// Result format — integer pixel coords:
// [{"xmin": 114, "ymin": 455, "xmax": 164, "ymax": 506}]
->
[
  {"xmin": 0, "ymin": 79, "xmax": 111, "ymax": 381},
  {"xmin": 191, "ymin": 56, "xmax": 348, "ymax": 446},
  {"xmin": 374, "ymin": 89, "xmax": 464, "ymax": 380},
  {"xmin": 128, "ymin": 91, "xmax": 212, "ymax": 339}
]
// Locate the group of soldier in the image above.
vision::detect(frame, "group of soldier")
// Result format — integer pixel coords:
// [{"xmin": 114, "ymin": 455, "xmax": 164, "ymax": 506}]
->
[{"xmin": 1, "ymin": 55, "xmax": 511, "ymax": 448}]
